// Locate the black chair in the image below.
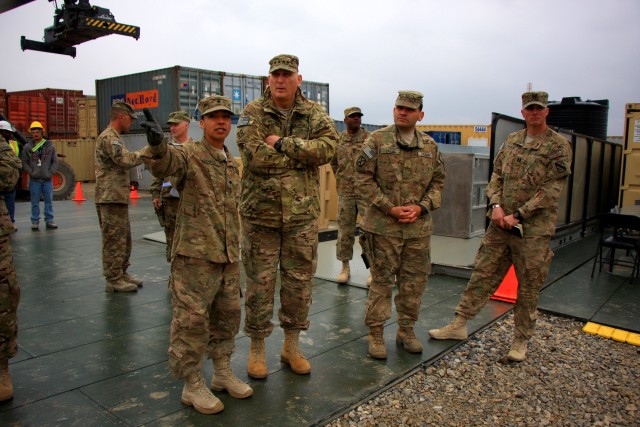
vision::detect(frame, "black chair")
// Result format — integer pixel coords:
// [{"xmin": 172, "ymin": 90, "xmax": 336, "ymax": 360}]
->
[{"xmin": 591, "ymin": 213, "xmax": 640, "ymax": 280}]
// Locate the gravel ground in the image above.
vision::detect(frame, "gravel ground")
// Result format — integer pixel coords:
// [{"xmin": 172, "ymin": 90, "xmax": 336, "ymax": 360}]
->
[{"xmin": 328, "ymin": 312, "xmax": 640, "ymax": 427}]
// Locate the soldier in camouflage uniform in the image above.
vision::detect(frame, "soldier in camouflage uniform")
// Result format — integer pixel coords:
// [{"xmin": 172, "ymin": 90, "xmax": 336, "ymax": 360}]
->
[
  {"xmin": 140, "ymin": 96, "xmax": 251, "ymax": 415},
  {"xmin": 0, "ymin": 126, "xmax": 22, "ymax": 401},
  {"xmin": 236, "ymin": 54, "xmax": 338, "ymax": 378},
  {"xmin": 94, "ymin": 102, "xmax": 144, "ymax": 293},
  {"xmin": 429, "ymin": 91, "xmax": 572, "ymax": 362},
  {"xmin": 331, "ymin": 107, "xmax": 370, "ymax": 284},
  {"xmin": 355, "ymin": 91, "xmax": 445, "ymax": 359},
  {"xmin": 150, "ymin": 111, "xmax": 193, "ymax": 263}
]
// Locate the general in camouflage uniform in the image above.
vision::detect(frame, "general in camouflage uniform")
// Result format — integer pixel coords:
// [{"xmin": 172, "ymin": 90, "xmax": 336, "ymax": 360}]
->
[
  {"xmin": 150, "ymin": 111, "xmax": 193, "ymax": 263},
  {"xmin": 429, "ymin": 91, "xmax": 572, "ymax": 363},
  {"xmin": 236, "ymin": 54, "xmax": 338, "ymax": 378},
  {"xmin": 331, "ymin": 107, "xmax": 370, "ymax": 284},
  {"xmin": 0, "ymin": 126, "xmax": 22, "ymax": 402},
  {"xmin": 141, "ymin": 96, "xmax": 251, "ymax": 415},
  {"xmin": 355, "ymin": 91, "xmax": 445, "ymax": 359},
  {"xmin": 94, "ymin": 102, "xmax": 144, "ymax": 293}
]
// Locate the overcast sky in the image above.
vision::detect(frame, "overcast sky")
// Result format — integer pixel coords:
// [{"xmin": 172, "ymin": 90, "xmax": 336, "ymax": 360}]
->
[{"xmin": 1, "ymin": 0, "xmax": 638, "ymax": 135}]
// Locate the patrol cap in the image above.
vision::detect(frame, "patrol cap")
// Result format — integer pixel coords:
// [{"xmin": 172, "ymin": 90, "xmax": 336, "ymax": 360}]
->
[
  {"xmin": 344, "ymin": 107, "xmax": 363, "ymax": 118},
  {"xmin": 0, "ymin": 120, "xmax": 15, "ymax": 132},
  {"xmin": 522, "ymin": 91, "xmax": 549, "ymax": 109},
  {"xmin": 395, "ymin": 91, "xmax": 423, "ymax": 110},
  {"xmin": 269, "ymin": 54, "xmax": 299, "ymax": 73},
  {"xmin": 112, "ymin": 101, "xmax": 137, "ymax": 119},
  {"xmin": 198, "ymin": 95, "xmax": 234, "ymax": 116},
  {"xmin": 167, "ymin": 111, "xmax": 190, "ymax": 124}
]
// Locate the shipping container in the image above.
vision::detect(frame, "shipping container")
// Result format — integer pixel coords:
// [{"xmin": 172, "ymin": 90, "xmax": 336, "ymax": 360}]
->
[
  {"xmin": 619, "ymin": 103, "xmax": 640, "ymax": 207},
  {"xmin": 96, "ymin": 66, "xmax": 331, "ymax": 133},
  {"xmin": 7, "ymin": 88, "xmax": 84, "ymax": 139},
  {"xmin": 0, "ymin": 89, "xmax": 7, "ymax": 119},
  {"xmin": 77, "ymin": 96, "xmax": 98, "ymax": 138},
  {"xmin": 7, "ymin": 95, "xmax": 47, "ymax": 136}
]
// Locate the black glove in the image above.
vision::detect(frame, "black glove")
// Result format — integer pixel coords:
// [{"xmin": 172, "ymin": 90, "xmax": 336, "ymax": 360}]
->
[{"xmin": 140, "ymin": 108, "xmax": 164, "ymax": 146}]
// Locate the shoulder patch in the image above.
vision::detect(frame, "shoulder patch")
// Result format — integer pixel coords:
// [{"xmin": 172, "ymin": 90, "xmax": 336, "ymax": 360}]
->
[
  {"xmin": 237, "ymin": 116, "xmax": 252, "ymax": 127},
  {"xmin": 417, "ymin": 152, "xmax": 433, "ymax": 158},
  {"xmin": 356, "ymin": 155, "xmax": 367, "ymax": 167},
  {"xmin": 362, "ymin": 145, "xmax": 376, "ymax": 160},
  {"xmin": 111, "ymin": 140, "xmax": 123, "ymax": 147}
]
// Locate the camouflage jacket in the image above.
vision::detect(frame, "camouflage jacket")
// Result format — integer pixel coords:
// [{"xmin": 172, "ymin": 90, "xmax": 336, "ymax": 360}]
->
[
  {"xmin": 355, "ymin": 125, "xmax": 445, "ymax": 239},
  {"xmin": 488, "ymin": 128, "xmax": 572, "ymax": 237},
  {"xmin": 94, "ymin": 126, "xmax": 143, "ymax": 204},
  {"xmin": 149, "ymin": 139, "xmax": 192, "ymax": 200},
  {"xmin": 236, "ymin": 87, "xmax": 338, "ymax": 227},
  {"xmin": 331, "ymin": 127, "xmax": 369, "ymax": 197},
  {"xmin": 142, "ymin": 138, "xmax": 241, "ymax": 264},
  {"xmin": 0, "ymin": 136, "xmax": 22, "ymax": 236}
]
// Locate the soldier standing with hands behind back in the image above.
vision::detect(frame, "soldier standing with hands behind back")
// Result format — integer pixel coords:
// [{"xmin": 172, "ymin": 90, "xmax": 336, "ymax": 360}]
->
[
  {"xmin": 355, "ymin": 91, "xmax": 445, "ymax": 360},
  {"xmin": 429, "ymin": 91, "xmax": 572, "ymax": 362},
  {"xmin": 331, "ymin": 107, "xmax": 370, "ymax": 284},
  {"xmin": 237, "ymin": 54, "xmax": 338, "ymax": 379}
]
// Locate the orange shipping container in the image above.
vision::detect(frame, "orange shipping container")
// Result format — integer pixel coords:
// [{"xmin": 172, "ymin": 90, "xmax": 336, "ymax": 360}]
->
[{"xmin": 8, "ymin": 96, "xmax": 47, "ymax": 136}]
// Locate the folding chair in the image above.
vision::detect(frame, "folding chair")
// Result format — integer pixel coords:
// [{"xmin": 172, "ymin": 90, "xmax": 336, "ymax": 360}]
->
[{"xmin": 591, "ymin": 212, "xmax": 640, "ymax": 280}]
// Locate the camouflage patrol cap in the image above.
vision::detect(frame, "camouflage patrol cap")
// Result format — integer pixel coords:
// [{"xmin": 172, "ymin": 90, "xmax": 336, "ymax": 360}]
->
[
  {"xmin": 198, "ymin": 95, "xmax": 234, "ymax": 116},
  {"xmin": 112, "ymin": 101, "xmax": 137, "ymax": 119},
  {"xmin": 522, "ymin": 91, "xmax": 549, "ymax": 109},
  {"xmin": 395, "ymin": 91, "xmax": 424, "ymax": 110},
  {"xmin": 269, "ymin": 54, "xmax": 299, "ymax": 73},
  {"xmin": 344, "ymin": 107, "xmax": 363, "ymax": 118},
  {"xmin": 167, "ymin": 111, "xmax": 190, "ymax": 124}
]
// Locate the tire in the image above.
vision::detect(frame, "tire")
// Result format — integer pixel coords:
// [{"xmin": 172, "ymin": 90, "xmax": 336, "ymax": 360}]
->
[{"xmin": 52, "ymin": 160, "xmax": 76, "ymax": 200}]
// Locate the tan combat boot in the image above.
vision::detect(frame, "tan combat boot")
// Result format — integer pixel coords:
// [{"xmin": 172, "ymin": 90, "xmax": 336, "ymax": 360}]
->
[
  {"xmin": 368, "ymin": 326, "xmax": 387, "ymax": 359},
  {"xmin": 337, "ymin": 261, "xmax": 350, "ymax": 284},
  {"xmin": 0, "ymin": 359, "xmax": 13, "ymax": 401},
  {"xmin": 281, "ymin": 330, "xmax": 311, "ymax": 374},
  {"xmin": 396, "ymin": 327, "xmax": 423, "ymax": 353},
  {"xmin": 247, "ymin": 338, "xmax": 267, "ymax": 379},
  {"xmin": 507, "ymin": 338, "xmax": 528, "ymax": 362},
  {"xmin": 211, "ymin": 355, "xmax": 253, "ymax": 399},
  {"xmin": 122, "ymin": 272, "xmax": 143, "ymax": 287},
  {"xmin": 105, "ymin": 277, "xmax": 137, "ymax": 293},
  {"xmin": 181, "ymin": 371, "xmax": 224, "ymax": 414},
  {"xmin": 428, "ymin": 314, "xmax": 468, "ymax": 340}
]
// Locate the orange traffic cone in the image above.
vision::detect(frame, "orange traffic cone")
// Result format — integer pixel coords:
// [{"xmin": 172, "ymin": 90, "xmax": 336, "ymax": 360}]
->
[
  {"xmin": 130, "ymin": 185, "xmax": 140, "ymax": 199},
  {"xmin": 72, "ymin": 181, "xmax": 87, "ymax": 201},
  {"xmin": 491, "ymin": 264, "xmax": 518, "ymax": 303}
]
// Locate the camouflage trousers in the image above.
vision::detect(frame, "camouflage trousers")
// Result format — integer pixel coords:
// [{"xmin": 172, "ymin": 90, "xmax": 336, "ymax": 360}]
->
[
  {"xmin": 455, "ymin": 223, "xmax": 553, "ymax": 341},
  {"xmin": 0, "ymin": 234, "xmax": 19, "ymax": 361},
  {"xmin": 155, "ymin": 197, "xmax": 179, "ymax": 263},
  {"xmin": 96, "ymin": 203, "xmax": 131, "ymax": 280},
  {"xmin": 242, "ymin": 220, "xmax": 318, "ymax": 338},
  {"xmin": 168, "ymin": 255, "xmax": 241, "ymax": 379},
  {"xmin": 336, "ymin": 196, "xmax": 368, "ymax": 261},
  {"xmin": 365, "ymin": 233, "xmax": 431, "ymax": 328}
]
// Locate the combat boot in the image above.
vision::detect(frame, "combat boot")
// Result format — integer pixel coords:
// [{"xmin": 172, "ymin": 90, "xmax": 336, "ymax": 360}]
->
[
  {"xmin": 507, "ymin": 338, "xmax": 528, "ymax": 362},
  {"xmin": 247, "ymin": 338, "xmax": 267, "ymax": 379},
  {"xmin": 396, "ymin": 327, "xmax": 423, "ymax": 353},
  {"xmin": 211, "ymin": 355, "xmax": 253, "ymax": 399},
  {"xmin": 368, "ymin": 326, "xmax": 387, "ymax": 359},
  {"xmin": 428, "ymin": 314, "xmax": 468, "ymax": 340},
  {"xmin": 105, "ymin": 277, "xmax": 137, "ymax": 293},
  {"xmin": 0, "ymin": 359, "xmax": 13, "ymax": 401},
  {"xmin": 122, "ymin": 272, "xmax": 144, "ymax": 287},
  {"xmin": 281, "ymin": 330, "xmax": 311, "ymax": 375},
  {"xmin": 337, "ymin": 261, "xmax": 350, "ymax": 284},
  {"xmin": 181, "ymin": 371, "xmax": 224, "ymax": 414}
]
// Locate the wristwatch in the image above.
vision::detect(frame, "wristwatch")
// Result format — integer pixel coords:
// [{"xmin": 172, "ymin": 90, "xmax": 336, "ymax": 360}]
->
[
  {"xmin": 274, "ymin": 137, "xmax": 284, "ymax": 152},
  {"xmin": 513, "ymin": 210, "xmax": 522, "ymax": 220},
  {"xmin": 490, "ymin": 203, "xmax": 501, "ymax": 209}
]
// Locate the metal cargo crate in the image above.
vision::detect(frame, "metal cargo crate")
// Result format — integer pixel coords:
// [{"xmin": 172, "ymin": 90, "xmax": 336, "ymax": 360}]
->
[{"xmin": 8, "ymin": 88, "xmax": 83, "ymax": 138}]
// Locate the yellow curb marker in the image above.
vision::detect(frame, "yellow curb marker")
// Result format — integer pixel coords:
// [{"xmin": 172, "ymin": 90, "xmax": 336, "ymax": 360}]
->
[{"xmin": 582, "ymin": 322, "xmax": 639, "ymax": 346}]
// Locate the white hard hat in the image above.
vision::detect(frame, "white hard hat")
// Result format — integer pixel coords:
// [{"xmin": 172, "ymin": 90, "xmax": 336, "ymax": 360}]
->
[{"xmin": 0, "ymin": 120, "xmax": 16, "ymax": 132}]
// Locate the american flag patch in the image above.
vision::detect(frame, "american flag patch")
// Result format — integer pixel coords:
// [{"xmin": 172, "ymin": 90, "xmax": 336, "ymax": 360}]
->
[{"xmin": 363, "ymin": 145, "xmax": 376, "ymax": 160}]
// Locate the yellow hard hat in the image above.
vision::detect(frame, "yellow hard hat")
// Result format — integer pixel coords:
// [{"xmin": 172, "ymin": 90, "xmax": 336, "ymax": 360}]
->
[{"xmin": 29, "ymin": 121, "xmax": 44, "ymax": 131}]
